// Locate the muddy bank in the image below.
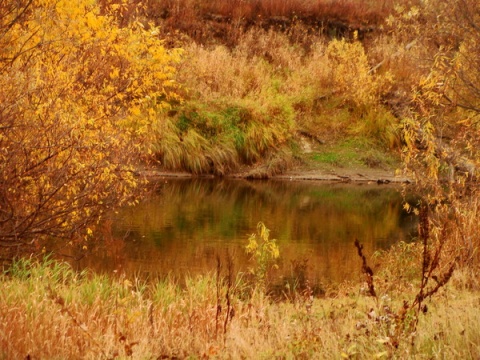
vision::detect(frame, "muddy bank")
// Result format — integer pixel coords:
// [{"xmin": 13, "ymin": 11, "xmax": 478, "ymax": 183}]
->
[
  {"xmin": 271, "ymin": 168, "xmax": 410, "ymax": 184},
  {"xmin": 139, "ymin": 167, "xmax": 411, "ymax": 184}
]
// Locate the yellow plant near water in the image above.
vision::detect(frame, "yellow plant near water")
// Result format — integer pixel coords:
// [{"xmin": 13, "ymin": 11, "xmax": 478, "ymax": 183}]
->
[
  {"xmin": 245, "ymin": 222, "xmax": 280, "ymax": 290},
  {"xmin": 0, "ymin": 0, "xmax": 182, "ymax": 246}
]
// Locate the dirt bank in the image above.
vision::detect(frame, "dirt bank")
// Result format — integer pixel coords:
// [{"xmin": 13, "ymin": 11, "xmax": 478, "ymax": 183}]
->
[
  {"xmin": 272, "ymin": 161, "xmax": 412, "ymax": 183},
  {"xmin": 140, "ymin": 165, "xmax": 410, "ymax": 184}
]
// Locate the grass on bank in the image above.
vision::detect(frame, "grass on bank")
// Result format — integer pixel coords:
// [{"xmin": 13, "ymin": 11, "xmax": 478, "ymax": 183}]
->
[
  {"xmin": 303, "ymin": 137, "xmax": 400, "ymax": 170},
  {"xmin": 148, "ymin": 28, "xmax": 405, "ymax": 176},
  {"xmin": 1, "ymin": 245, "xmax": 480, "ymax": 359},
  {"xmin": 123, "ymin": 0, "xmax": 434, "ymax": 178}
]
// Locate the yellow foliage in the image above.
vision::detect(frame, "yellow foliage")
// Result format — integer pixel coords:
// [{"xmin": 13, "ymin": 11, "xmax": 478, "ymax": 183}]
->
[
  {"xmin": 326, "ymin": 37, "xmax": 392, "ymax": 109},
  {"xmin": 0, "ymin": 0, "xmax": 182, "ymax": 245},
  {"xmin": 245, "ymin": 222, "xmax": 280, "ymax": 289}
]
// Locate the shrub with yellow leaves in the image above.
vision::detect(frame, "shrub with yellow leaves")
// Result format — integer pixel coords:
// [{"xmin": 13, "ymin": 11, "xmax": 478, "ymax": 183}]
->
[
  {"xmin": 326, "ymin": 34, "xmax": 392, "ymax": 109},
  {"xmin": 0, "ymin": 0, "xmax": 182, "ymax": 248}
]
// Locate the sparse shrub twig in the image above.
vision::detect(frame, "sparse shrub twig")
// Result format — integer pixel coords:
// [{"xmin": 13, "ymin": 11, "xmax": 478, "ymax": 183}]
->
[{"xmin": 355, "ymin": 202, "xmax": 457, "ymax": 350}]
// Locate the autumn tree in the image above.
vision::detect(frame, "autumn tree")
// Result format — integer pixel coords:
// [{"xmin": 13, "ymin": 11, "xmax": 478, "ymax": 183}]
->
[
  {"xmin": 0, "ymin": 0, "xmax": 182, "ymax": 249},
  {"xmin": 396, "ymin": 0, "xmax": 480, "ymax": 181},
  {"xmin": 396, "ymin": 0, "xmax": 480, "ymax": 266}
]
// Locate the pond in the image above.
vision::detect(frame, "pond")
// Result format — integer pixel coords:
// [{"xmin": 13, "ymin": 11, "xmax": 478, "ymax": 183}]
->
[{"xmin": 65, "ymin": 178, "xmax": 417, "ymax": 286}]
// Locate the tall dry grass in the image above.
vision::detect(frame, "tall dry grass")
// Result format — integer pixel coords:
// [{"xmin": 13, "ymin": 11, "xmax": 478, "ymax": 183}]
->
[
  {"xmin": 1, "ymin": 255, "xmax": 480, "ymax": 359},
  {"xmin": 149, "ymin": 27, "xmax": 404, "ymax": 175}
]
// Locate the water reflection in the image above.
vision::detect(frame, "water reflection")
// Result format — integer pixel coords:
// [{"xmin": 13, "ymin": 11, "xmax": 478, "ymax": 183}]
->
[{"xmin": 75, "ymin": 179, "xmax": 417, "ymax": 284}]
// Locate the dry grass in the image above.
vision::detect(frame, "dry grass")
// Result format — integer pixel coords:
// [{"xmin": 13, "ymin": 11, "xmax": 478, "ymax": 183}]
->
[
  {"xmin": 149, "ymin": 26, "xmax": 406, "ymax": 174},
  {"xmin": 117, "ymin": 0, "xmax": 438, "ymax": 177},
  {"xmin": 1, "ymin": 253, "xmax": 480, "ymax": 359}
]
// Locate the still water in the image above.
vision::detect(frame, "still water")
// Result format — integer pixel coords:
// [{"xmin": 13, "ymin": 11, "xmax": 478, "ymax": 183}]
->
[{"xmin": 72, "ymin": 178, "xmax": 417, "ymax": 285}]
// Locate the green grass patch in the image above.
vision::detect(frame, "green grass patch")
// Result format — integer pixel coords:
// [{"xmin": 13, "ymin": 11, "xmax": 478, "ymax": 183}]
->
[
  {"xmin": 153, "ymin": 98, "xmax": 296, "ymax": 174},
  {"xmin": 311, "ymin": 152, "xmax": 340, "ymax": 165},
  {"xmin": 305, "ymin": 137, "xmax": 400, "ymax": 170}
]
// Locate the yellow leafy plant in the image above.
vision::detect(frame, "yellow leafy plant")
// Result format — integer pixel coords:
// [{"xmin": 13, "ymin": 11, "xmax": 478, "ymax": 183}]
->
[
  {"xmin": 245, "ymin": 222, "xmax": 280, "ymax": 291},
  {"xmin": 0, "ymin": 0, "xmax": 182, "ymax": 247},
  {"xmin": 326, "ymin": 35, "xmax": 392, "ymax": 109}
]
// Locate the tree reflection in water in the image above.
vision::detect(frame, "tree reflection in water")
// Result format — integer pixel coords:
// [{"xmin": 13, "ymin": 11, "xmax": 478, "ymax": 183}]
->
[{"xmin": 68, "ymin": 179, "xmax": 417, "ymax": 286}]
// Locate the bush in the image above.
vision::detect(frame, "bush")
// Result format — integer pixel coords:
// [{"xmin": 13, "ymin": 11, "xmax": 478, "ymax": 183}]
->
[{"xmin": 0, "ymin": 0, "xmax": 181, "ymax": 247}]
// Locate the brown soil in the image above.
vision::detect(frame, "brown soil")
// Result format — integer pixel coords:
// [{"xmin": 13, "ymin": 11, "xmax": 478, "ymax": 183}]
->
[
  {"xmin": 272, "ymin": 166, "xmax": 410, "ymax": 184},
  {"xmin": 141, "ymin": 164, "xmax": 410, "ymax": 185}
]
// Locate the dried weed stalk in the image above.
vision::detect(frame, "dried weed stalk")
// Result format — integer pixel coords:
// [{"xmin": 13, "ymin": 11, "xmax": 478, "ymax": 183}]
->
[
  {"xmin": 355, "ymin": 205, "xmax": 456, "ymax": 349},
  {"xmin": 215, "ymin": 251, "xmax": 236, "ymax": 343}
]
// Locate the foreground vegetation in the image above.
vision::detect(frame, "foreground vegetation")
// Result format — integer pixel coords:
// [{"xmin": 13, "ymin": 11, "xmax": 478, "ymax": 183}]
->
[
  {"xmin": 2, "ymin": 221, "xmax": 480, "ymax": 358},
  {"xmin": 1, "ymin": 248, "xmax": 479, "ymax": 359}
]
